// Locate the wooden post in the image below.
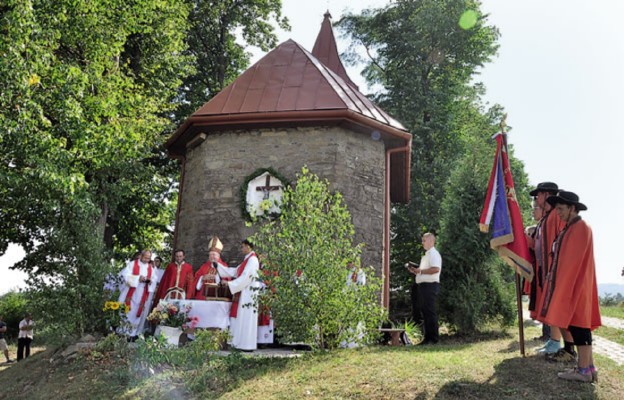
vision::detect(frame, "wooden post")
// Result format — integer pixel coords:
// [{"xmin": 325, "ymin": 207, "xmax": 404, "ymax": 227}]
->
[{"xmin": 515, "ymin": 273, "xmax": 526, "ymax": 356}]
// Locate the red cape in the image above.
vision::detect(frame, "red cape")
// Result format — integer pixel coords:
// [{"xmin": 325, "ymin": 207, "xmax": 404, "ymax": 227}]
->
[
  {"xmin": 532, "ymin": 209, "xmax": 565, "ymax": 321},
  {"xmin": 154, "ymin": 262, "xmax": 195, "ymax": 303},
  {"xmin": 541, "ymin": 217, "xmax": 601, "ymax": 330},
  {"xmin": 193, "ymin": 259, "xmax": 228, "ymax": 300}
]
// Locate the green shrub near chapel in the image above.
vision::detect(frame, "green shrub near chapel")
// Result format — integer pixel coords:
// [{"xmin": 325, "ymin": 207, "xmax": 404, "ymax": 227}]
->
[
  {"xmin": 0, "ymin": 290, "xmax": 29, "ymax": 341},
  {"xmin": 251, "ymin": 167, "xmax": 386, "ymax": 349}
]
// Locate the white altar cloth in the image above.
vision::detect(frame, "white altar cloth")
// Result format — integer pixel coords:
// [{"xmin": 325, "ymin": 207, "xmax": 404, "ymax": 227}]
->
[{"xmin": 178, "ymin": 300, "xmax": 231, "ymax": 330}]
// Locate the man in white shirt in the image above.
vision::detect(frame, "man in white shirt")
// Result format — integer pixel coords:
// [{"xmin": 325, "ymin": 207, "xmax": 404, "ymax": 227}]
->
[
  {"xmin": 17, "ymin": 313, "xmax": 35, "ymax": 361},
  {"xmin": 407, "ymin": 232, "xmax": 442, "ymax": 344},
  {"xmin": 0, "ymin": 314, "xmax": 14, "ymax": 363}
]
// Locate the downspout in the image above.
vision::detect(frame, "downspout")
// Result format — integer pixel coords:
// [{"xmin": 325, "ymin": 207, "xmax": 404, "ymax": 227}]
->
[
  {"xmin": 171, "ymin": 155, "xmax": 186, "ymax": 262},
  {"xmin": 384, "ymin": 144, "xmax": 410, "ymax": 310}
]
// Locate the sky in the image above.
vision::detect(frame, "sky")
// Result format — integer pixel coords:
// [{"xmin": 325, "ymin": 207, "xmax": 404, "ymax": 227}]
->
[{"xmin": 1, "ymin": 0, "xmax": 622, "ymax": 294}]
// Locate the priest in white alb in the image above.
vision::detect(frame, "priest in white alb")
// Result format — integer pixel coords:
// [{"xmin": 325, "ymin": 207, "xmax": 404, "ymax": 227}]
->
[
  {"xmin": 118, "ymin": 250, "xmax": 158, "ymax": 337},
  {"xmin": 227, "ymin": 239, "xmax": 261, "ymax": 351}
]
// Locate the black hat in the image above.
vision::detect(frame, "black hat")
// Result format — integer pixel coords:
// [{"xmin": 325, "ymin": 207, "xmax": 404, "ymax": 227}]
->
[
  {"xmin": 529, "ymin": 182, "xmax": 559, "ymax": 196},
  {"xmin": 546, "ymin": 191, "xmax": 587, "ymax": 211}
]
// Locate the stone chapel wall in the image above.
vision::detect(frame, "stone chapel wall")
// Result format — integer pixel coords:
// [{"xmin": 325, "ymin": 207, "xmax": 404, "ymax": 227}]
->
[{"xmin": 176, "ymin": 126, "xmax": 386, "ymax": 277}]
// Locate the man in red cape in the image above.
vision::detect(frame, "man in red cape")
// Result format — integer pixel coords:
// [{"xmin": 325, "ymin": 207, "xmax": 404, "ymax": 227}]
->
[
  {"xmin": 541, "ymin": 191, "xmax": 601, "ymax": 383},
  {"xmin": 154, "ymin": 249, "xmax": 195, "ymax": 302},
  {"xmin": 527, "ymin": 182, "xmax": 566, "ymax": 355}
]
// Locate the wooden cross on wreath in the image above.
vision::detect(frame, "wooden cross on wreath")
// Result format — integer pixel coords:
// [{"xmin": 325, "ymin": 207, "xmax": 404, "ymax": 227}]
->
[
  {"xmin": 241, "ymin": 168, "xmax": 289, "ymax": 221},
  {"xmin": 256, "ymin": 175, "xmax": 282, "ymax": 200}
]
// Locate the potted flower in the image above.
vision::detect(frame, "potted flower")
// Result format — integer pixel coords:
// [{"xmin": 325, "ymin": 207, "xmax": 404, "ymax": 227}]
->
[
  {"xmin": 147, "ymin": 301, "xmax": 193, "ymax": 346},
  {"xmin": 103, "ymin": 301, "xmax": 130, "ymax": 333}
]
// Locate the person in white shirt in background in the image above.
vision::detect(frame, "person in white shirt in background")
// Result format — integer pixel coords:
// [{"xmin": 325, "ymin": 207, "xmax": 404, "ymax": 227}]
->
[
  {"xmin": 0, "ymin": 314, "xmax": 14, "ymax": 363},
  {"xmin": 346, "ymin": 261, "xmax": 366, "ymax": 286},
  {"xmin": 407, "ymin": 232, "xmax": 442, "ymax": 345},
  {"xmin": 17, "ymin": 312, "xmax": 35, "ymax": 361}
]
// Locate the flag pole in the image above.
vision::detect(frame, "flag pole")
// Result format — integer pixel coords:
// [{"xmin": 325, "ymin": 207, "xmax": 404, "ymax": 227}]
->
[{"xmin": 500, "ymin": 115, "xmax": 526, "ymax": 357}]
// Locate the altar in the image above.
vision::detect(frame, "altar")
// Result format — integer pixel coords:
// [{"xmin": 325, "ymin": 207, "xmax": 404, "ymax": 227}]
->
[{"xmin": 179, "ymin": 300, "xmax": 231, "ymax": 330}]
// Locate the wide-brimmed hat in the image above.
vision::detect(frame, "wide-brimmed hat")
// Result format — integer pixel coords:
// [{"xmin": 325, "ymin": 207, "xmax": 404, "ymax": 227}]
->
[
  {"xmin": 529, "ymin": 182, "xmax": 559, "ymax": 196},
  {"xmin": 546, "ymin": 191, "xmax": 587, "ymax": 211}
]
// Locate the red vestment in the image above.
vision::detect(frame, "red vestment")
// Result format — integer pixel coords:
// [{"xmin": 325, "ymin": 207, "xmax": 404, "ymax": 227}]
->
[
  {"xmin": 193, "ymin": 259, "xmax": 229, "ymax": 299},
  {"xmin": 230, "ymin": 252, "xmax": 256, "ymax": 318},
  {"xmin": 154, "ymin": 262, "xmax": 195, "ymax": 303},
  {"xmin": 531, "ymin": 209, "xmax": 565, "ymax": 321},
  {"xmin": 540, "ymin": 216, "xmax": 601, "ymax": 330}
]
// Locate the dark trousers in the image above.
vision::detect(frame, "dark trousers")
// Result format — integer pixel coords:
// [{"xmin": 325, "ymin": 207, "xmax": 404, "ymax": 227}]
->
[
  {"xmin": 17, "ymin": 337, "xmax": 32, "ymax": 361},
  {"xmin": 410, "ymin": 282, "xmax": 423, "ymax": 326},
  {"xmin": 542, "ymin": 323, "xmax": 551, "ymax": 338},
  {"xmin": 417, "ymin": 282, "xmax": 440, "ymax": 342}
]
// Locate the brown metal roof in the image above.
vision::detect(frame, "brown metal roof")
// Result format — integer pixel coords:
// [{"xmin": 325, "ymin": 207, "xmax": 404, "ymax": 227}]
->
[
  {"xmin": 166, "ymin": 18, "xmax": 411, "ymax": 203},
  {"xmin": 311, "ymin": 11, "xmax": 359, "ymax": 90},
  {"xmin": 187, "ymin": 39, "xmax": 407, "ymax": 132}
]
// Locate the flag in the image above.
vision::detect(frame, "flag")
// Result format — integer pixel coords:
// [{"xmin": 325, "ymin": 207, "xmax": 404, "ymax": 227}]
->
[{"xmin": 480, "ymin": 132, "xmax": 533, "ymax": 280}]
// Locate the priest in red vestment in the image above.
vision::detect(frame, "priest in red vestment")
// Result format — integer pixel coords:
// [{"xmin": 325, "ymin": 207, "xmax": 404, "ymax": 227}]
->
[
  {"xmin": 154, "ymin": 249, "xmax": 195, "ymax": 303},
  {"xmin": 193, "ymin": 237, "xmax": 232, "ymax": 299},
  {"xmin": 541, "ymin": 191, "xmax": 601, "ymax": 383}
]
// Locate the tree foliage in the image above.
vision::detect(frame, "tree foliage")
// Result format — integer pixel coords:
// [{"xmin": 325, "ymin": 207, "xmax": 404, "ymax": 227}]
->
[
  {"xmin": 251, "ymin": 168, "xmax": 385, "ymax": 349},
  {"xmin": 437, "ymin": 131, "xmax": 513, "ymax": 332},
  {"xmin": 0, "ymin": 0, "xmax": 289, "ymax": 337},
  {"xmin": 338, "ymin": 0, "xmax": 532, "ymax": 329},
  {"xmin": 0, "ymin": 0, "xmax": 192, "ymax": 336},
  {"xmin": 0, "ymin": 290, "xmax": 29, "ymax": 341},
  {"xmin": 173, "ymin": 0, "xmax": 289, "ymax": 124}
]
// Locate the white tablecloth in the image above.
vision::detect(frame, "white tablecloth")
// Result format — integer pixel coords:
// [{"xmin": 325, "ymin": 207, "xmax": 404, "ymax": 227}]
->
[{"xmin": 178, "ymin": 300, "xmax": 231, "ymax": 329}]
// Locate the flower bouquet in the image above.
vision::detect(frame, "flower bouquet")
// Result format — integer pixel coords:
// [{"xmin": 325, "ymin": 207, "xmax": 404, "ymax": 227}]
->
[
  {"xmin": 148, "ymin": 301, "xmax": 194, "ymax": 347},
  {"xmin": 182, "ymin": 316, "xmax": 200, "ymax": 331},
  {"xmin": 147, "ymin": 300, "xmax": 192, "ymax": 328}
]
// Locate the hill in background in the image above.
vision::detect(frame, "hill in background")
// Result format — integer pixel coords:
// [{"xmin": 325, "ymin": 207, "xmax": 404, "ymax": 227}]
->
[{"xmin": 599, "ymin": 283, "xmax": 624, "ymax": 297}]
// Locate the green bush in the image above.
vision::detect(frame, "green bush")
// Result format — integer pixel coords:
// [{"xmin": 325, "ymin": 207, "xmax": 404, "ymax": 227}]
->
[
  {"xmin": 0, "ymin": 290, "xmax": 29, "ymax": 341},
  {"xmin": 600, "ymin": 293, "xmax": 624, "ymax": 307},
  {"xmin": 251, "ymin": 167, "xmax": 386, "ymax": 349}
]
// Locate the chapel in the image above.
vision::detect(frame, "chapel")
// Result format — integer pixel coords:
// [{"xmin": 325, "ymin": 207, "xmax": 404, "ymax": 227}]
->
[{"xmin": 166, "ymin": 12, "xmax": 412, "ymax": 307}]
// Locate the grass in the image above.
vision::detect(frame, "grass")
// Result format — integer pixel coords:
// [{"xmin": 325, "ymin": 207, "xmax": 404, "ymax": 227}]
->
[
  {"xmin": 600, "ymin": 305, "xmax": 624, "ymax": 320},
  {"xmin": 0, "ymin": 344, "xmax": 45, "ymax": 371},
  {"xmin": 595, "ymin": 325, "xmax": 624, "ymax": 347},
  {"xmin": 1, "ymin": 325, "xmax": 623, "ymax": 399}
]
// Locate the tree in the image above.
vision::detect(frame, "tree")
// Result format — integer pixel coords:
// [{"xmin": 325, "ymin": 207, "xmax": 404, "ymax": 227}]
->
[
  {"xmin": 0, "ymin": 0, "xmax": 192, "ymax": 335},
  {"xmin": 338, "ymin": 1, "xmax": 533, "ymax": 329},
  {"xmin": 251, "ymin": 168, "xmax": 385, "ymax": 349},
  {"xmin": 0, "ymin": 290, "xmax": 29, "ymax": 341},
  {"xmin": 173, "ymin": 0, "xmax": 289, "ymax": 124},
  {"xmin": 437, "ymin": 130, "xmax": 513, "ymax": 332}
]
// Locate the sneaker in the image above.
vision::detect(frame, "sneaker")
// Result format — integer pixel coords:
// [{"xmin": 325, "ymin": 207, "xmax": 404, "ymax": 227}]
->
[
  {"xmin": 537, "ymin": 339, "xmax": 561, "ymax": 354},
  {"xmin": 557, "ymin": 368, "xmax": 593, "ymax": 383},
  {"xmin": 561, "ymin": 367, "xmax": 598, "ymax": 382},
  {"xmin": 5, "ymin": 359, "xmax": 14, "ymax": 364},
  {"xmin": 546, "ymin": 349, "xmax": 577, "ymax": 363}
]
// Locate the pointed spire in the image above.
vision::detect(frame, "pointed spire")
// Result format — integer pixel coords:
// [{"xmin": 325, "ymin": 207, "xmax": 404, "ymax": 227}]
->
[{"xmin": 312, "ymin": 10, "xmax": 358, "ymax": 89}]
